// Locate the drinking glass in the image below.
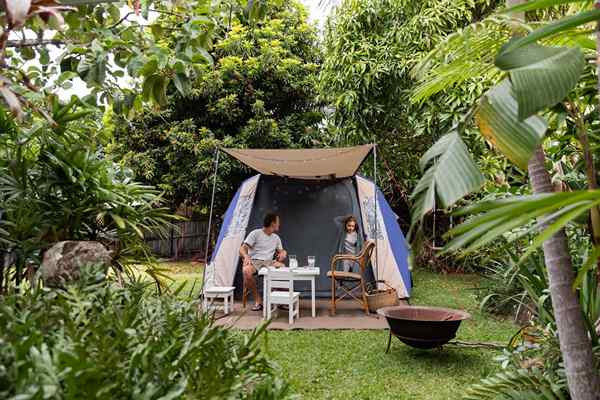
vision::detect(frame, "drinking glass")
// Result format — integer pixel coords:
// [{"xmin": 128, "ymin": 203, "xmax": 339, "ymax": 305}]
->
[
  {"xmin": 307, "ymin": 256, "xmax": 315, "ymax": 268},
  {"xmin": 289, "ymin": 255, "xmax": 298, "ymax": 269}
]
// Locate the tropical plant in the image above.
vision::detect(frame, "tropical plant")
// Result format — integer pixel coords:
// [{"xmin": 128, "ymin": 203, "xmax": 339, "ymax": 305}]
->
[
  {"xmin": 468, "ymin": 244, "xmax": 600, "ymax": 400},
  {"xmin": 0, "ymin": 266, "xmax": 293, "ymax": 399},
  {"xmin": 0, "ymin": 102, "xmax": 177, "ymax": 293},
  {"xmin": 409, "ymin": 130, "xmax": 485, "ymax": 234},
  {"xmin": 109, "ymin": 0, "xmax": 323, "ymax": 213},
  {"xmin": 465, "ymin": 311, "xmax": 600, "ymax": 400},
  {"xmin": 477, "ymin": 225, "xmax": 600, "ymax": 328},
  {"xmin": 411, "ymin": 0, "xmax": 600, "ymax": 397},
  {"xmin": 465, "ymin": 327, "xmax": 572, "ymax": 400},
  {"xmin": 476, "ymin": 243, "xmax": 541, "ymax": 317}
]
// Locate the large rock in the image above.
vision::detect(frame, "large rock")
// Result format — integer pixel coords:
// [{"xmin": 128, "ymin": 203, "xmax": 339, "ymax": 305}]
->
[{"xmin": 41, "ymin": 241, "xmax": 112, "ymax": 288}]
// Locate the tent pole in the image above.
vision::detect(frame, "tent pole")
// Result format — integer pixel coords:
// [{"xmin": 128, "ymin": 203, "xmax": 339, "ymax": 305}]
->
[
  {"xmin": 373, "ymin": 143, "xmax": 378, "ymax": 287},
  {"xmin": 201, "ymin": 148, "xmax": 220, "ymax": 296}
]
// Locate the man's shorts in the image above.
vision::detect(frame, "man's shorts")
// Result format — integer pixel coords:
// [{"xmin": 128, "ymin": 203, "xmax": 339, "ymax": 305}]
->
[{"xmin": 247, "ymin": 259, "xmax": 273, "ymax": 276}]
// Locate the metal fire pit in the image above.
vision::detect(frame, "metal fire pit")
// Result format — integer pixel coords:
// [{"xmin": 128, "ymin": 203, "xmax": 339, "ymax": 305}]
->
[{"xmin": 377, "ymin": 305, "xmax": 471, "ymax": 351}]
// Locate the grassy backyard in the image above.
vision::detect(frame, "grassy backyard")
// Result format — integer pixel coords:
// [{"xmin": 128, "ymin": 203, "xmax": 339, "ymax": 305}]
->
[{"xmin": 161, "ymin": 262, "xmax": 516, "ymax": 400}]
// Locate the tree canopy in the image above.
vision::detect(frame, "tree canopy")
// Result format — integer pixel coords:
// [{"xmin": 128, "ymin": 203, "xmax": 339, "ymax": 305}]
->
[
  {"xmin": 319, "ymin": 0, "xmax": 501, "ymax": 212},
  {"xmin": 110, "ymin": 0, "xmax": 323, "ymax": 212}
]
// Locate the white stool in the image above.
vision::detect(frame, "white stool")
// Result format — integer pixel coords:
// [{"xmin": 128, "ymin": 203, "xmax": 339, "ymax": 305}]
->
[{"xmin": 203, "ymin": 286, "xmax": 235, "ymax": 314}]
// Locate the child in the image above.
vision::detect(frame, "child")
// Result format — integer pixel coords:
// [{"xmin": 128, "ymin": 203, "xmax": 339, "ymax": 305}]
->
[{"xmin": 334, "ymin": 215, "xmax": 364, "ymax": 272}]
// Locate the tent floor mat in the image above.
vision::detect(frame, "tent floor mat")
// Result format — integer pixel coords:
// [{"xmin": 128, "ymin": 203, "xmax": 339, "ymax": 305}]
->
[{"xmin": 212, "ymin": 299, "xmax": 408, "ymax": 330}]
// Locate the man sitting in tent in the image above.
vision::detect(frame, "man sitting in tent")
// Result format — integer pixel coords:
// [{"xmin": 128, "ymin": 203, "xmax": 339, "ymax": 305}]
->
[{"xmin": 239, "ymin": 212, "xmax": 287, "ymax": 311}]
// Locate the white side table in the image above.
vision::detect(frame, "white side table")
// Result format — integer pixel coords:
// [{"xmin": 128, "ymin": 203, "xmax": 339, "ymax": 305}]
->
[{"xmin": 203, "ymin": 286, "xmax": 235, "ymax": 314}]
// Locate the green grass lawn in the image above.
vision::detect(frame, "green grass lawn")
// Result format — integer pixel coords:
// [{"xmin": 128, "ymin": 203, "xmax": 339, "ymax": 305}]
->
[
  {"xmin": 158, "ymin": 262, "xmax": 515, "ymax": 399},
  {"xmin": 138, "ymin": 261, "xmax": 204, "ymax": 297},
  {"xmin": 263, "ymin": 270, "xmax": 515, "ymax": 400}
]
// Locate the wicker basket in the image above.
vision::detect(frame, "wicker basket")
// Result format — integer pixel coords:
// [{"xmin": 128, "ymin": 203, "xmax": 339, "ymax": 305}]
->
[{"xmin": 366, "ymin": 281, "xmax": 399, "ymax": 313}]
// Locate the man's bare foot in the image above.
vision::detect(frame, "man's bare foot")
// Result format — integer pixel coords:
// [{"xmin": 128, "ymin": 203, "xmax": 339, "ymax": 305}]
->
[{"xmin": 251, "ymin": 303, "xmax": 263, "ymax": 311}]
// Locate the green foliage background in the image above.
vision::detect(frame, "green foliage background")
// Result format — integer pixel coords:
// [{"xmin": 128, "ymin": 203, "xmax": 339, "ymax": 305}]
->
[
  {"xmin": 318, "ymin": 0, "xmax": 503, "ymax": 218},
  {"xmin": 109, "ymin": 0, "xmax": 323, "ymax": 214}
]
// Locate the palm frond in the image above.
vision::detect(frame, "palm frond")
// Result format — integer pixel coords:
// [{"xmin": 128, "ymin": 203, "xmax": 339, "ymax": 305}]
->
[
  {"xmin": 412, "ymin": 10, "xmax": 594, "ymax": 103},
  {"xmin": 411, "ymin": 17, "xmax": 513, "ymax": 102},
  {"xmin": 502, "ymin": 0, "xmax": 590, "ymax": 14},
  {"xmin": 476, "ymin": 79, "xmax": 547, "ymax": 169},
  {"xmin": 495, "ymin": 43, "xmax": 585, "ymax": 119},
  {"xmin": 409, "ymin": 131, "xmax": 484, "ymax": 233},
  {"xmin": 464, "ymin": 369, "xmax": 567, "ymax": 400},
  {"xmin": 504, "ymin": 8, "xmax": 600, "ymax": 52},
  {"xmin": 444, "ymin": 190, "xmax": 600, "ymax": 259}
]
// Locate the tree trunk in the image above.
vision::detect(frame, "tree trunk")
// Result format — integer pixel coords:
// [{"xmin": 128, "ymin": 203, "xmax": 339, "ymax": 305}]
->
[{"xmin": 528, "ymin": 147, "xmax": 600, "ymax": 399}]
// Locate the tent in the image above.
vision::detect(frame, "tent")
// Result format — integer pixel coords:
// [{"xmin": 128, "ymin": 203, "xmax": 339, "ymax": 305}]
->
[{"xmin": 202, "ymin": 145, "xmax": 412, "ymax": 299}]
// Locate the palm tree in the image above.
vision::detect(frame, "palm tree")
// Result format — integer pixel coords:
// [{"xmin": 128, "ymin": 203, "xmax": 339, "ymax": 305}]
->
[
  {"xmin": 411, "ymin": 0, "xmax": 600, "ymax": 397},
  {"xmin": 512, "ymin": 0, "xmax": 600, "ymax": 397}
]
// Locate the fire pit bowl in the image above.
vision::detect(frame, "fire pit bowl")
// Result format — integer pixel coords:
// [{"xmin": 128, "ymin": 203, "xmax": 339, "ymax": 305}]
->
[{"xmin": 377, "ymin": 305, "xmax": 471, "ymax": 351}]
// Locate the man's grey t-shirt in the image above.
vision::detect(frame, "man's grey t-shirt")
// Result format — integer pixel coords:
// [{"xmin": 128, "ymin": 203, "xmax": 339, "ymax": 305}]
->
[{"xmin": 244, "ymin": 229, "xmax": 283, "ymax": 261}]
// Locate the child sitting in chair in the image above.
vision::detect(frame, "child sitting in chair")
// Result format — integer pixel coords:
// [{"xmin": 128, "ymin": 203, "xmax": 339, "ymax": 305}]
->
[{"xmin": 334, "ymin": 215, "xmax": 364, "ymax": 272}]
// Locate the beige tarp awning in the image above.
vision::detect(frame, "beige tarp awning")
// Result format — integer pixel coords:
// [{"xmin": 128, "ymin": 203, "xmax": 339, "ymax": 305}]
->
[{"xmin": 222, "ymin": 145, "xmax": 374, "ymax": 179}]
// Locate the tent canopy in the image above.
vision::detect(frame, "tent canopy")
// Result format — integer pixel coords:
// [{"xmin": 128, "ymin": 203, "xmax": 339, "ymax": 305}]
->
[{"xmin": 221, "ymin": 144, "xmax": 374, "ymax": 180}]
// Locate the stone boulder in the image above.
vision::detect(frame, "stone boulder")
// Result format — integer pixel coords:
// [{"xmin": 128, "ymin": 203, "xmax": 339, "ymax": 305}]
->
[{"xmin": 41, "ymin": 241, "xmax": 112, "ymax": 288}]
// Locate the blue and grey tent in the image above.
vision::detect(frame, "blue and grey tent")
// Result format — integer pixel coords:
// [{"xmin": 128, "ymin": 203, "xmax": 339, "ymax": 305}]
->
[{"xmin": 202, "ymin": 145, "xmax": 412, "ymax": 298}]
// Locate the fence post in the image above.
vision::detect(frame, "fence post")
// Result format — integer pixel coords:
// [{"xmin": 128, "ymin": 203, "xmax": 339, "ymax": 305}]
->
[{"xmin": 169, "ymin": 226, "xmax": 174, "ymax": 259}]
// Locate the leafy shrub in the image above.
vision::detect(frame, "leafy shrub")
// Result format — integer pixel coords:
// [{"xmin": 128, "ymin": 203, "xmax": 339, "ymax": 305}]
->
[
  {"xmin": 0, "ymin": 269, "xmax": 292, "ymax": 399},
  {"xmin": 475, "ymin": 245, "xmax": 546, "ymax": 318},
  {"xmin": 0, "ymin": 103, "xmax": 177, "ymax": 293},
  {"xmin": 467, "ymin": 233, "xmax": 600, "ymax": 399},
  {"xmin": 465, "ymin": 326, "xmax": 600, "ymax": 400},
  {"xmin": 475, "ymin": 225, "xmax": 600, "ymax": 327},
  {"xmin": 110, "ymin": 0, "xmax": 324, "ymax": 214}
]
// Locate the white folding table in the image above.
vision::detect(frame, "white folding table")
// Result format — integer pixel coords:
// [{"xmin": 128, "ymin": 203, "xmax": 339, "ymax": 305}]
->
[{"xmin": 259, "ymin": 266, "xmax": 320, "ymax": 318}]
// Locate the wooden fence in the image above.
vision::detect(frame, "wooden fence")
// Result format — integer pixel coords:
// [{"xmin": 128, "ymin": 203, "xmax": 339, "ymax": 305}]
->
[{"xmin": 145, "ymin": 219, "xmax": 216, "ymax": 260}]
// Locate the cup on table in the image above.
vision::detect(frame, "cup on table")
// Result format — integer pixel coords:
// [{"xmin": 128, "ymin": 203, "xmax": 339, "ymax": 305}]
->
[
  {"xmin": 289, "ymin": 255, "xmax": 298, "ymax": 269},
  {"xmin": 307, "ymin": 256, "xmax": 315, "ymax": 268}
]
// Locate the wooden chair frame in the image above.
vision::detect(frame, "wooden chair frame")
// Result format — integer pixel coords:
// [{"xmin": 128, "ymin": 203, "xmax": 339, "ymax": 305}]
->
[{"xmin": 328, "ymin": 240, "xmax": 376, "ymax": 315}]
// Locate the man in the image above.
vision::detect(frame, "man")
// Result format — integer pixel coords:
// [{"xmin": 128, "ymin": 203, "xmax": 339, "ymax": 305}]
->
[{"xmin": 239, "ymin": 212, "xmax": 287, "ymax": 311}]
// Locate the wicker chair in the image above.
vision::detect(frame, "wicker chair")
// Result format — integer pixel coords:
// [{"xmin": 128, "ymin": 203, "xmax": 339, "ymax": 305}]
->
[{"xmin": 326, "ymin": 240, "xmax": 376, "ymax": 315}]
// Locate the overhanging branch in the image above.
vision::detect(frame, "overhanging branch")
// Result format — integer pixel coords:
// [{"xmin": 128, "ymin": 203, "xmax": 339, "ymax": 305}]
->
[{"xmin": 6, "ymin": 39, "xmax": 66, "ymax": 48}]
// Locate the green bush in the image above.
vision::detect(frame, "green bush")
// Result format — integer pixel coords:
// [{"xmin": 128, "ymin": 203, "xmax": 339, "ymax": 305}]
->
[
  {"xmin": 476, "ymin": 245, "xmax": 545, "ymax": 317},
  {"xmin": 0, "ymin": 103, "xmax": 178, "ymax": 293},
  {"xmin": 467, "ymin": 232, "xmax": 600, "ymax": 399},
  {"xmin": 0, "ymin": 270, "xmax": 292, "ymax": 399},
  {"xmin": 465, "ymin": 326, "xmax": 600, "ymax": 400}
]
